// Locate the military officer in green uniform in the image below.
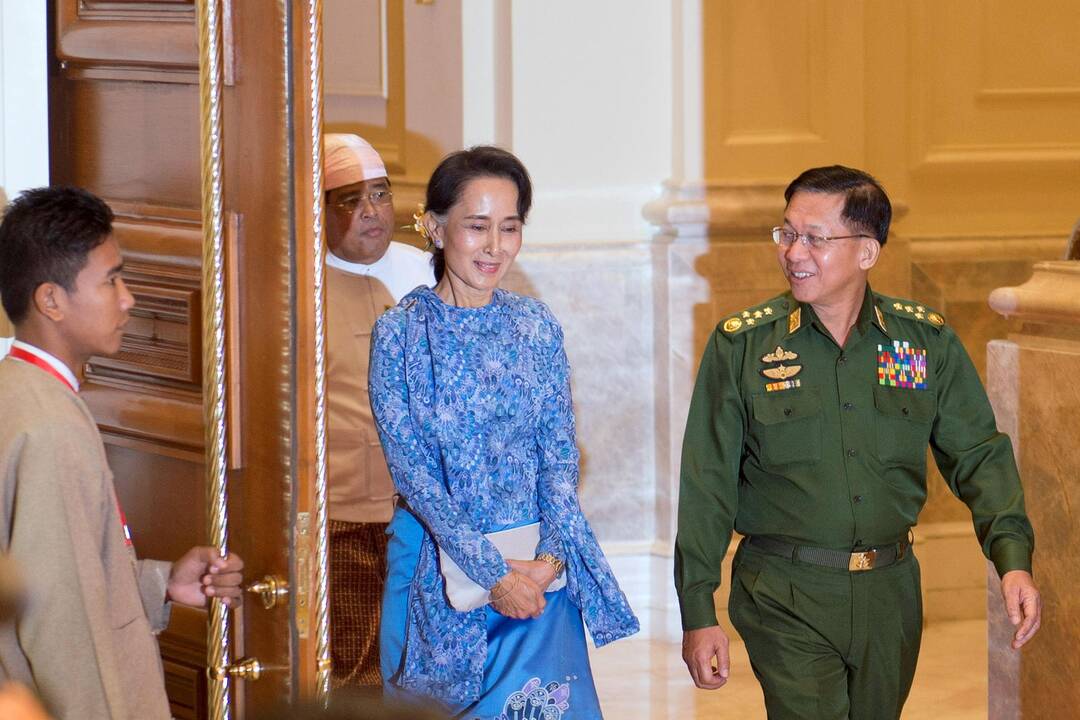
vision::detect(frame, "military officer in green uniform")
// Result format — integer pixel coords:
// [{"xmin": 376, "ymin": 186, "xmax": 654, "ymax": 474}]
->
[{"xmin": 675, "ymin": 165, "xmax": 1041, "ymax": 719}]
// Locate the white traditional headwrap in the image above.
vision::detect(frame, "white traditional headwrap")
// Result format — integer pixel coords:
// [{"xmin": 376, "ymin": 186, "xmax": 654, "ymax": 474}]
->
[{"xmin": 324, "ymin": 133, "xmax": 387, "ymax": 190}]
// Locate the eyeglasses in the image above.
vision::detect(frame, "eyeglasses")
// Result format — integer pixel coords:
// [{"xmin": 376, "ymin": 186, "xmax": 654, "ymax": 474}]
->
[
  {"xmin": 331, "ymin": 189, "xmax": 393, "ymax": 212},
  {"xmin": 772, "ymin": 226, "xmax": 874, "ymax": 251}
]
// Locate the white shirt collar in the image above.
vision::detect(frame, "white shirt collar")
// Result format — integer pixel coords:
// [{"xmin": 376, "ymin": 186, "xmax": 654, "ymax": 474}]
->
[
  {"xmin": 10, "ymin": 339, "xmax": 81, "ymax": 391},
  {"xmin": 326, "ymin": 250, "xmax": 390, "ymax": 276}
]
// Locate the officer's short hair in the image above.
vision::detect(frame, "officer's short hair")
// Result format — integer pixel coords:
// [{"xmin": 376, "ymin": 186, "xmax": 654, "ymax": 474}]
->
[
  {"xmin": 784, "ymin": 165, "xmax": 892, "ymax": 246},
  {"xmin": 0, "ymin": 186, "xmax": 113, "ymax": 324}
]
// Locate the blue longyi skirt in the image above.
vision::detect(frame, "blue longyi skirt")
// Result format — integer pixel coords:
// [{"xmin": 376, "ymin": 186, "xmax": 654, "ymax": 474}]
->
[{"xmin": 380, "ymin": 507, "xmax": 603, "ymax": 720}]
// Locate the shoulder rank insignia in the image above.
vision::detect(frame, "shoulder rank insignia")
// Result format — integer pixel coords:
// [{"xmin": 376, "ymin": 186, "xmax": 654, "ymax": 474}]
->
[
  {"xmin": 788, "ymin": 307, "xmax": 802, "ymax": 334},
  {"xmin": 878, "ymin": 340, "xmax": 927, "ymax": 389},
  {"xmin": 722, "ymin": 300, "xmax": 783, "ymax": 334},
  {"xmin": 881, "ymin": 296, "xmax": 946, "ymax": 328}
]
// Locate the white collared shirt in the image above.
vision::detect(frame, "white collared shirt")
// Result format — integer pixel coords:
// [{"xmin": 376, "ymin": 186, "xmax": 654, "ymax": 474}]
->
[
  {"xmin": 0, "ymin": 337, "xmax": 11, "ymax": 358},
  {"xmin": 326, "ymin": 242, "xmax": 435, "ymax": 303},
  {"xmin": 9, "ymin": 339, "xmax": 81, "ymax": 391}
]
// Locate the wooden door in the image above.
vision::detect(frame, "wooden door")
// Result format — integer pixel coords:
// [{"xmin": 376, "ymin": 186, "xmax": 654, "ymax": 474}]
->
[{"xmin": 48, "ymin": 1, "xmax": 329, "ymax": 717}]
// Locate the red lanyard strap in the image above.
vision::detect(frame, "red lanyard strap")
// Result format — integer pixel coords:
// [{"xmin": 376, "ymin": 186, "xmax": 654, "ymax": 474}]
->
[{"xmin": 8, "ymin": 347, "xmax": 76, "ymax": 393}]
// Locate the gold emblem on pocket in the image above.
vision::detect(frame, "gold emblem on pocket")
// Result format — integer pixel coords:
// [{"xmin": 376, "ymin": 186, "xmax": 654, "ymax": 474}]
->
[{"xmin": 762, "ymin": 364, "xmax": 802, "ymax": 381}]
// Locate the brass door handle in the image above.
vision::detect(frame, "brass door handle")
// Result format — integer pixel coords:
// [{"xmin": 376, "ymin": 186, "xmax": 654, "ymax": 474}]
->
[
  {"xmin": 246, "ymin": 575, "xmax": 289, "ymax": 610},
  {"xmin": 208, "ymin": 657, "xmax": 264, "ymax": 682}
]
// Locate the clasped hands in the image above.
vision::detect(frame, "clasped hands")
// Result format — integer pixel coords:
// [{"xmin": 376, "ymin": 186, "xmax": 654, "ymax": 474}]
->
[{"xmin": 489, "ymin": 558, "xmax": 557, "ymax": 619}]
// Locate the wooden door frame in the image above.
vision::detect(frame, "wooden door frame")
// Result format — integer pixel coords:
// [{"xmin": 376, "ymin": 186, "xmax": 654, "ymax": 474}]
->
[
  {"xmin": 196, "ymin": 0, "xmax": 331, "ymax": 714},
  {"xmin": 48, "ymin": 0, "xmax": 331, "ymax": 715}
]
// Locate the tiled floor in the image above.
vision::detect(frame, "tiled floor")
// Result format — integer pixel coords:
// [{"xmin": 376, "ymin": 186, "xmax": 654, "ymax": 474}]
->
[{"xmin": 589, "ymin": 555, "xmax": 986, "ymax": 719}]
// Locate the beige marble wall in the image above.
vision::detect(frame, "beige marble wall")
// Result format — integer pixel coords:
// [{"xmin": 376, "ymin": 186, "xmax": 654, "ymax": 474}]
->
[
  {"xmin": 912, "ymin": 236, "xmax": 1064, "ymax": 524},
  {"xmin": 504, "ymin": 241, "xmax": 659, "ymax": 543},
  {"xmin": 986, "ymin": 262, "xmax": 1080, "ymax": 718}
]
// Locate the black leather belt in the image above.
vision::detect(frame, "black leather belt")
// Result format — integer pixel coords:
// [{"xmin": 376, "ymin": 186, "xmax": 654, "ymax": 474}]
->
[{"xmin": 746, "ymin": 535, "xmax": 910, "ymax": 572}]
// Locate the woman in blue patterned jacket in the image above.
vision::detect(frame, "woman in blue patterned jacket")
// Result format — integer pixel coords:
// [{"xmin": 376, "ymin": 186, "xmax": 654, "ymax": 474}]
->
[{"xmin": 369, "ymin": 146, "xmax": 638, "ymax": 719}]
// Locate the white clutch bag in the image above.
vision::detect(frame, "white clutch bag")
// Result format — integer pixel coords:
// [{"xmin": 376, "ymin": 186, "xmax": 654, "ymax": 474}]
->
[{"xmin": 439, "ymin": 522, "xmax": 567, "ymax": 612}]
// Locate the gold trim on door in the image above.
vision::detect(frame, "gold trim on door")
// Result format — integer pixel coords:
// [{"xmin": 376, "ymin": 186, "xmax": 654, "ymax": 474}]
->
[
  {"xmin": 304, "ymin": 0, "xmax": 334, "ymax": 701},
  {"xmin": 196, "ymin": 0, "xmax": 233, "ymax": 718}
]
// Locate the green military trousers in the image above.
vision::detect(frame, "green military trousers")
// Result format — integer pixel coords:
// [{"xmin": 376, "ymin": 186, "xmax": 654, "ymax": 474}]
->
[{"xmin": 728, "ymin": 539, "xmax": 923, "ymax": 720}]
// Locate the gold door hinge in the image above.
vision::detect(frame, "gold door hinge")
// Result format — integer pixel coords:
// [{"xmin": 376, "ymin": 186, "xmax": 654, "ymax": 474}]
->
[{"xmin": 295, "ymin": 512, "xmax": 312, "ymax": 638}]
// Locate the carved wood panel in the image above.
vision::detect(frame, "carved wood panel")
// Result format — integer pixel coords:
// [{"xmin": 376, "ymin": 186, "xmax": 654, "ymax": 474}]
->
[
  {"xmin": 702, "ymin": 0, "xmax": 866, "ymax": 181},
  {"xmin": 54, "ymin": 0, "xmax": 232, "ymax": 84},
  {"xmin": 50, "ymin": 3, "xmax": 212, "ymax": 716},
  {"xmin": 325, "ymin": 0, "xmax": 404, "ymax": 171},
  {"xmin": 49, "ymin": 0, "xmax": 368, "ymax": 713}
]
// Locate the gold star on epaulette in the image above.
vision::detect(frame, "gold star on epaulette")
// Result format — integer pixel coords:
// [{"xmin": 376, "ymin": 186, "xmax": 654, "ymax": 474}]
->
[
  {"xmin": 746, "ymin": 318, "xmax": 756, "ymax": 326},
  {"xmin": 742, "ymin": 311, "xmax": 751, "ymax": 318},
  {"xmin": 882, "ymin": 296, "xmax": 946, "ymax": 328},
  {"xmin": 753, "ymin": 310, "xmax": 763, "ymax": 319},
  {"xmin": 763, "ymin": 307, "xmax": 774, "ymax": 315}
]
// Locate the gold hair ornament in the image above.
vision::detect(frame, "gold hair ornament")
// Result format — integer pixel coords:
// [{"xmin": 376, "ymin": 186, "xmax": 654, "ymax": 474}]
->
[{"xmin": 403, "ymin": 202, "xmax": 431, "ymax": 242}]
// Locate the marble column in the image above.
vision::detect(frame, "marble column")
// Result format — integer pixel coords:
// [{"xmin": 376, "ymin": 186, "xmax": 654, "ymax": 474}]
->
[{"xmin": 986, "ymin": 261, "xmax": 1080, "ymax": 719}]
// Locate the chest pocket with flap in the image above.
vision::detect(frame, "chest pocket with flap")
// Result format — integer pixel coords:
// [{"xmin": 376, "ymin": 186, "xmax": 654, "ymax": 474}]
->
[
  {"xmin": 751, "ymin": 388, "xmax": 823, "ymax": 466},
  {"xmin": 873, "ymin": 384, "xmax": 936, "ymax": 469}
]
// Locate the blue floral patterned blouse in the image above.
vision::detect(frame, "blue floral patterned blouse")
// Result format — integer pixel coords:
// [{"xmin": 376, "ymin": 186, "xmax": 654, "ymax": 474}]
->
[{"xmin": 369, "ymin": 285, "xmax": 639, "ymax": 702}]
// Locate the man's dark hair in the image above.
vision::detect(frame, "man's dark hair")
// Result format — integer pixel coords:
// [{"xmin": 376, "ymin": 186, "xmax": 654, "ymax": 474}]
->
[
  {"xmin": 0, "ymin": 186, "xmax": 113, "ymax": 323},
  {"xmin": 425, "ymin": 145, "xmax": 533, "ymax": 281},
  {"xmin": 784, "ymin": 165, "xmax": 892, "ymax": 246}
]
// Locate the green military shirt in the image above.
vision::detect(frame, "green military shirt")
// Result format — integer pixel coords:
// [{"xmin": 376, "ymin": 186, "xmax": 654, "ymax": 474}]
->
[{"xmin": 675, "ymin": 284, "xmax": 1035, "ymax": 631}]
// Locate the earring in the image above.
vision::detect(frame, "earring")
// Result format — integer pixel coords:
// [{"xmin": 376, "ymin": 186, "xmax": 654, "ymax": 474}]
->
[{"xmin": 434, "ymin": 239, "xmax": 443, "ymax": 249}]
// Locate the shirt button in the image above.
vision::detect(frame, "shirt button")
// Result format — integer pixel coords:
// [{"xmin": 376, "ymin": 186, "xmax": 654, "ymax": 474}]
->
[
  {"xmin": 838, "ymin": 356, "xmax": 847, "ymax": 366},
  {"xmin": 784, "ymin": 408, "xmax": 792, "ymax": 416},
  {"xmin": 854, "ymin": 495, "xmax": 863, "ymax": 503},
  {"xmin": 847, "ymin": 448, "xmax": 857, "ymax": 458},
  {"xmin": 843, "ymin": 402, "xmax": 854, "ymax": 411},
  {"xmin": 902, "ymin": 407, "xmax": 910, "ymax": 416},
  {"xmin": 855, "ymin": 538, "xmax": 863, "ymax": 546}
]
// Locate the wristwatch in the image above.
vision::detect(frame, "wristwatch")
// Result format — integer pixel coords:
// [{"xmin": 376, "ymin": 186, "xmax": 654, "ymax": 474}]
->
[{"xmin": 535, "ymin": 553, "xmax": 565, "ymax": 579}]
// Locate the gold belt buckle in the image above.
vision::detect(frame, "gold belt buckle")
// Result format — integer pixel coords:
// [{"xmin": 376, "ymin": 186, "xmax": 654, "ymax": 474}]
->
[{"xmin": 848, "ymin": 549, "xmax": 877, "ymax": 571}]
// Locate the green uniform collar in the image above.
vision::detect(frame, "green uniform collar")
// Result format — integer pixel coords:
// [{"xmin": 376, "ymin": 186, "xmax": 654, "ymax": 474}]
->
[{"xmin": 786, "ymin": 284, "xmax": 892, "ymax": 341}]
